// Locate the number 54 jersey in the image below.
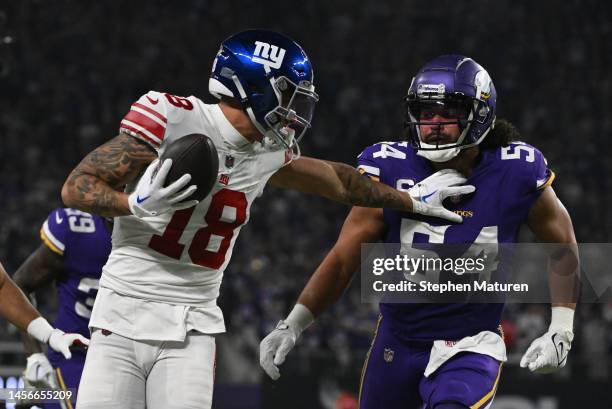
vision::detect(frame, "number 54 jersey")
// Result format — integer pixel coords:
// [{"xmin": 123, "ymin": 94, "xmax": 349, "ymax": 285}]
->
[
  {"xmin": 92, "ymin": 91, "xmax": 289, "ymax": 340},
  {"xmin": 357, "ymin": 141, "xmax": 554, "ymax": 341}
]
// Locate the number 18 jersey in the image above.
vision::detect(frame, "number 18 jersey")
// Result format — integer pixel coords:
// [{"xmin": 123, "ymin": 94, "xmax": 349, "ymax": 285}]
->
[{"xmin": 91, "ymin": 91, "xmax": 289, "ymax": 339}]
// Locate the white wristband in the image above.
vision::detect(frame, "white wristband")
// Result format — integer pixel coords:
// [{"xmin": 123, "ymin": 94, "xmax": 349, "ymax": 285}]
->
[
  {"xmin": 26, "ymin": 317, "xmax": 54, "ymax": 343},
  {"xmin": 411, "ymin": 200, "xmax": 426, "ymax": 215},
  {"xmin": 285, "ymin": 304, "xmax": 315, "ymax": 335},
  {"xmin": 549, "ymin": 306, "xmax": 574, "ymax": 332}
]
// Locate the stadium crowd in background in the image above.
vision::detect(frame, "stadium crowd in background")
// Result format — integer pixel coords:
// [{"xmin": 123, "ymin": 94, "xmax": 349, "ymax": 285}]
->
[{"xmin": 0, "ymin": 0, "xmax": 611, "ymax": 402}]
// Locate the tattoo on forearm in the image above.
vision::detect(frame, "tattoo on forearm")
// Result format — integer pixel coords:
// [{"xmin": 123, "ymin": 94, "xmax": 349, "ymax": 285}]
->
[
  {"xmin": 332, "ymin": 162, "xmax": 411, "ymax": 210},
  {"xmin": 64, "ymin": 134, "xmax": 157, "ymax": 216}
]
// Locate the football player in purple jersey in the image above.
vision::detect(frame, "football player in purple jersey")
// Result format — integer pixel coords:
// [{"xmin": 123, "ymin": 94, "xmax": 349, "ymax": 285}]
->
[
  {"xmin": 14, "ymin": 208, "xmax": 111, "ymax": 409},
  {"xmin": 59, "ymin": 31, "xmax": 471, "ymax": 409},
  {"xmin": 260, "ymin": 55, "xmax": 578, "ymax": 409}
]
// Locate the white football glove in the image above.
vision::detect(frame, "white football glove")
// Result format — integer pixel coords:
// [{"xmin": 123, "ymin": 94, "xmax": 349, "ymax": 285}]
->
[
  {"xmin": 23, "ymin": 353, "xmax": 54, "ymax": 388},
  {"xmin": 128, "ymin": 159, "xmax": 199, "ymax": 218},
  {"xmin": 259, "ymin": 320, "xmax": 300, "ymax": 381},
  {"xmin": 27, "ymin": 318, "xmax": 90, "ymax": 360},
  {"xmin": 409, "ymin": 169, "xmax": 475, "ymax": 223},
  {"xmin": 260, "ymin": 304, "xmax": 314, "ymax": 380},
  {"xmin": 48, "ymin": 329, "xmax": 89, "ymax": 360},
  {"xmin": 520, "ymin": 329, "xmax": 573, "ymax": 373}
]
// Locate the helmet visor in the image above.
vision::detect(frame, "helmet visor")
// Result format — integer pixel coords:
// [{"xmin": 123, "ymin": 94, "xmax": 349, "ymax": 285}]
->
[{"xmin": 406, "ymin": 95, "xmax": 479, "ymax": 150}]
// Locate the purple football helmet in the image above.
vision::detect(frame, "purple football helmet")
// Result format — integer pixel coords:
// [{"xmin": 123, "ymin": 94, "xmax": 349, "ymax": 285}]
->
[{"xmin": 405, "ymin": 55, "xmax": 497, "ymax": 162}]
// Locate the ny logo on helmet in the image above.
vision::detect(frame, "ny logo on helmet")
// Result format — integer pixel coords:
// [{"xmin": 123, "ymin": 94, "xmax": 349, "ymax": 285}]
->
[{"xmin": 252, "ymin": 41, "xmax": 286, "ymax": 70}]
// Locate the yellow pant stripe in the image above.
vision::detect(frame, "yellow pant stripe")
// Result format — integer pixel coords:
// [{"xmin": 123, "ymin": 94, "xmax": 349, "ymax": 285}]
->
[
  {"xmin": 470, "ymin": 362, "xmax": 503, "ymax": 409},
  {"xmin": 56, "ymin": 367, "xmax": 74, "ymax": 409},
  {"xmin": 358, "ymin": 314, "xmax": 383, "ymax": 408}
]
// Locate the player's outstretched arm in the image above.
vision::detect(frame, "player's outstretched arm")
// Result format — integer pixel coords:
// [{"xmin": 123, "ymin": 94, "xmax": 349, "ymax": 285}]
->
[
  {"xmin": 0, "ymin": 262, "xmax": 42, "ymax": 332},
  {"xmin": 520, "ymin": 187, "xmax": 578, "ymax": 373},
  {"xmin": 13, "ymin": 245, "xmax": 64, "ymax": 385},
  {"xmin": 14, "ymin": 244, "xmax": 64, "ymax": 355},
  {"xmin": 62, "ymin": 133, "xmax": 158, "ymax": 216},
  {"xmin": 271, "ymin": 156, "xmax": 412, "ymax": 209},
  {"xmin": 0, "ymin": 261, "xmax": 89, "ymax": 359},
  {"xmin": 270, "ymin": 157, "xmax": 472, "ymax": 222},
  {"xmin": 260, "ymin": 206, "xmax": 385, "ymax": 380}
]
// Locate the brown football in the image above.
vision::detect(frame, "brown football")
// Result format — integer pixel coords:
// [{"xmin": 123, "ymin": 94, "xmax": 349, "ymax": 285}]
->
[{"xmin": 160, "ymin": 134, "xmax": 219, "ymax": 201}]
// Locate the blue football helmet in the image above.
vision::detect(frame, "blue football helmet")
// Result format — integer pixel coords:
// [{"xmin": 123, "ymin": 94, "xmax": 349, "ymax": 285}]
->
[
  {"xmin": 209, "ymin": 29, "xmax": 318, "ymax": 151},
  {"xmin": 405, "ymin": 55, "xmax": 497, "ymax": 162}
]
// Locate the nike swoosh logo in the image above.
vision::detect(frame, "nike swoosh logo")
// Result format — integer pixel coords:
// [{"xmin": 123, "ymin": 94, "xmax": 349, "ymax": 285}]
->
[
  {"xmin": 421, "ymin": 190, "xmax": 437, "ymax": 203},
  {"xmin": 146, "ymin": 96, "xmax": 159, "ymax": 105},
  {"xmin": 55, "ymin": 213, "xmax": 64, "ymax": 224},
  {"xmin": 136, "ymin": 195, "xmax": 150, "ymax": 204},
  {"xmin": 552, "ymin": 334, "xmax": 567, "ymax": 365}
]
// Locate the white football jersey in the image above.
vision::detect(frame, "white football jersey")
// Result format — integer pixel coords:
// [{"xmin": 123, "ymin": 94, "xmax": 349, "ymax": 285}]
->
[{"xmin": 89, "ymin": 91, "xmax": 290, "ymax": 340}]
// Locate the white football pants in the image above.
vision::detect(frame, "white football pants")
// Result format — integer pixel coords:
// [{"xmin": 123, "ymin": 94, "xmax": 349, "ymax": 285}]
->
[{"xmin": 76, "ymin": 329, "xmax": 215, "ymax": 409}]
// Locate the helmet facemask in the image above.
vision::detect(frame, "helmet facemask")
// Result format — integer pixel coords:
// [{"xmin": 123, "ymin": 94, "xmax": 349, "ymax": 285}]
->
[
  {"xmin": 406, "ymin": 93, "xmax": 491, "ymax": 162},
  {"xmin": 263, "ymin": 76, "xmax": 318, "ymax": 152}
]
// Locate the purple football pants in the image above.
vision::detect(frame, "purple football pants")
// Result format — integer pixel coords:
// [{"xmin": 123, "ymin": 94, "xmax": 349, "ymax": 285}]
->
[
  {"xmin": 359, "ymin": 316, "xmax": 502, "ymax": 409},
  {"xmin": 42, "ymin": 352, "xmax": 86, "ymax": 409}
]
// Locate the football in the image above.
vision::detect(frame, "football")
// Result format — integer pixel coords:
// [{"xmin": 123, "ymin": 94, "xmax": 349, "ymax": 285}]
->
[{"xmin": 160, "ymin": 134, "xmax": 219, "ymax": 201}]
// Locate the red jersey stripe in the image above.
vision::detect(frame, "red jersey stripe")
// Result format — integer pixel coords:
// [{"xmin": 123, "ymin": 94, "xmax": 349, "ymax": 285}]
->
[
  {"xmin": 133, "ymin": 102, "xmax": 167, "ymax": 123},
  {"xmin": 120, "ymin": 122, "xmax": 161, "ymax": 147},
  {"xmin": 123, "ymin": 110, "xmax": 165, "ymax": 141}
]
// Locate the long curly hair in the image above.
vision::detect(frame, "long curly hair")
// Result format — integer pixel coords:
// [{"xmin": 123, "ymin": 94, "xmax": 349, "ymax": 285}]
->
[{"xmin": 479, "ymin": 118, "xmax": 521, "ymax": 150}]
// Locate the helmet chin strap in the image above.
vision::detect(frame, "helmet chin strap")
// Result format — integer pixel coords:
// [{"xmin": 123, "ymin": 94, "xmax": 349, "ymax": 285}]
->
[
  {"xmin": 262, "ymin": 125, "xmax": 299, "ymax": 152},
  {"xmin": 416, "ymin": 141, "xmax": 461, "ymax": 162}
]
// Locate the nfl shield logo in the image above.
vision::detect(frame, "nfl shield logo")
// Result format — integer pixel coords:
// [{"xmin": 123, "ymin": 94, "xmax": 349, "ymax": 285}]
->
[
  {"xmin": 383, "ymin": 347, "xmax": 394, "ymax": 363},
  {"xmin": 219, "ymin": 174, "xmax": 230, "ymax": 185},
  {"xmin": 225, "ymin": 155, "xmax": 235, "ymax": 169}
]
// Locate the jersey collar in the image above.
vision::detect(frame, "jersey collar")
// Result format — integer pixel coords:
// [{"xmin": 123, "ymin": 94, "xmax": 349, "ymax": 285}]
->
[{"xmin": 211, "ymin": 104, "xmax": 252, "ymax": 150}]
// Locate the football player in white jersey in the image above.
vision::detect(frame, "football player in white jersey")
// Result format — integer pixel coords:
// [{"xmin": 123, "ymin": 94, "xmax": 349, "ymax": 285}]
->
[{"xmin": 61, "ymin": 30, "xmax": 472, "ymax": 409}]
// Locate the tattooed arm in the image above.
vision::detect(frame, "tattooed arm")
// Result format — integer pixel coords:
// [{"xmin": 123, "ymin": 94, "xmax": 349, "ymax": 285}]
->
[
  {"xmin": 62, "ymin": 133, "xmax": 157, "ymax": 216},
  {"xmin": 269, "ymin": 156, "xmax": 414, "ymax": 211}
]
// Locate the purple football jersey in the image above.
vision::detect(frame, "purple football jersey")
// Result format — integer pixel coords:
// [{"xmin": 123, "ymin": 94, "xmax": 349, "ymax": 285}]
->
[
  {"xmin": 40, "ymin": 208, "xmax": 111, "ymax": 363},
  {"xmin": 357, "ymin": 141, "xmax": 553, "ymax": 341}
]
